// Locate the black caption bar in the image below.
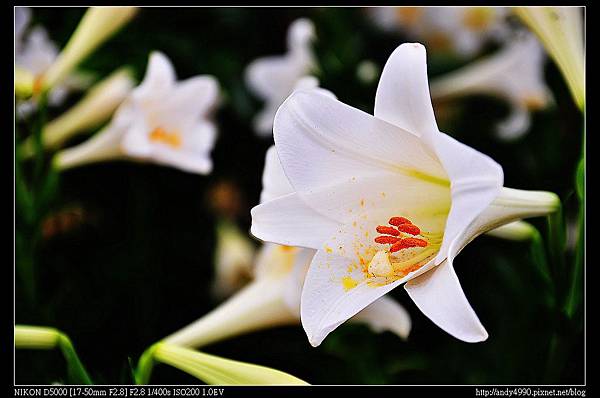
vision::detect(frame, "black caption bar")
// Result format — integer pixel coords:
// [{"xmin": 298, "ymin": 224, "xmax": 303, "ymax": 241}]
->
[{"xmin": 13, "ymin": 385, "xmax": 588, "ymax": 398}]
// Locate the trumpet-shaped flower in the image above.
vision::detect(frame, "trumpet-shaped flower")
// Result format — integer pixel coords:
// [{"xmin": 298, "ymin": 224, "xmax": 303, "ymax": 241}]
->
[
  {"xmin": 145, "ymin": 343, "xmax": 308, "ymax": 385},
  {"xmin": 54, "ymin": 52, "xmax": 220, "ymax": 174},
  {"xmin": 14, "ymin": 7, "xmax": 91, "ymax": 117},
  {"xmin": 485, "ymin": 220, "xmax": 537, "ymax": 241},
  {"xmin": 515, "ymin": 7, "xmax": 584, "ymax": 110},
  {"xmin": 430, "ymin": 32, "xmax": 553, "ymax": 139},
  {"xmin": 163, "ymin": 146, "xmax": 412, "ymax": 349},
  {"xmin": 20, "ymin": 67, "xmax": 135, "ymax": 157},
  {"xmin": 368, "ymin": 7, "xmax": 511, "ymax": 57},
  {"xmin": 41, "ymin": 7, "xmax": 138, "ymax": 92},
  {"xmin": 245, "ymin": 18, "xmax": 317, "ymax": 136},
  {"xmin": 250, "ymin": 43, "xmax": 560, "ymax": 346}
]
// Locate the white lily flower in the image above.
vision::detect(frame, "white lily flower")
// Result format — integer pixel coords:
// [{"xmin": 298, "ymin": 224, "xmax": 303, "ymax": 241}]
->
[
  {"xmin": 212, "ymin": 220, "xmax": 257, "ymax": 300},
  {"xmin": 515, "ymin": 7, "xmax": 584, "ymax": 110},
  {"xmin": 368, "ymin": 7, "xmax": 510, "ymax": 58},
  {"xmin": 164, "ymin": 146, "xmax": 412, "ymax": 349},
  {"xmin": 245, "ymin": 18, "xmax": 317, "ymax": 136},
  {"xmin": 20, "ymin": 67, "xmax": 135, "ymax": 157},
  {"xmin": 250, "ymin": 43, "xmax": 560, "ymax": 346},
  {"xmin": 430, "ymin": 32, "xmax": 553, "ymax": 139},
  {"xmin": 54, "ymin": 52, "xmax": 220, "ymax": 175},
  {"xmin": 14, "ymin": 7, "xmax": 90, "ymax": 117}
]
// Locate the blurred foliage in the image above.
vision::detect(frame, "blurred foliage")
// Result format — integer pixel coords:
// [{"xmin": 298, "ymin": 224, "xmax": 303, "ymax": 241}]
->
[{"xmin": 15, "ymin": 7, "xmax": 583, "ymax": 385}]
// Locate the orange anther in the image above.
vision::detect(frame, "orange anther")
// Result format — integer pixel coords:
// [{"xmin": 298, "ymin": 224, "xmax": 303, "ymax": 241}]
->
[
  {"xmin": 389, "ymin": 240, "xmax": 408, "ymax": 252},
  {"xmin": 389, "ymin": 216, "xmax": 412, "ymax": 226},
  {"xmin": 397, "ymin": 224, "xmax": 421, "ymax": 235},
  {"xmin": 402, "ymin": 237, "xmax": 428, "ymax": 247},
  {"xmin": 390, "ymin": 237, "xmax": 428, "ymax": 252},
  {"xmin": 374, "ymin": 236, "xmax": 400, "ymax": 245},
  {"xmin": 376, "ymin": 226, "xmax": 400, "ymax": 236}
]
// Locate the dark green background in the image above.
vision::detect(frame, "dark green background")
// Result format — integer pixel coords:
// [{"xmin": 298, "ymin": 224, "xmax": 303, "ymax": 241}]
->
[{"xmin": 15, "ymin": 7, "xmax": 584, "ymax": 385}]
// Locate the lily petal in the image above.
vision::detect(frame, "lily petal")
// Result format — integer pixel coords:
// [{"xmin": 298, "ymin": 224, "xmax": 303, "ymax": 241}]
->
[
  {"xmin": 251, "ymin": 193, "xmax": 341, "ymax": 250},
  {"xmin": 403, "ymin": 187, "xmax": 559, "ymax": 343},
  {"xmin": 496, "ymin": 101, "xmax": 531, "ymax": 140},
  {"xmin": 273, "ymin": 90, "xmax": 448, "ymax": 221},
  {"xmin": 485, "ymin": 220, "xmax": 536, "ymax": 241},
  {"xmin": 40, "ymin": 68, "xmax": 134, "ymax": 151},
  {"xmin": 260, "ymin": 146, "xmax": 294, "ymax": 204},
  {"xmin": 300, "ymin": 245, "xmax": 417, "ymax": 346},
  {"xmin": 165, "ymin": 75, "xmax": 219, "ymax": 122},
  {"xmin": 373, "ymin": 43, "xmax": 504, "ymax": 263},
  {"xmin": 164, "ymin": 278, "xmax": 296, "ymax": 348},
  {"xmin": 350, "ymin": 295, "xmax": 412, "ymax": 340},
  {"xmin": 374, "ymin": 43, "xmax": 439, "ymax": 142},
  {"xmin": 245, "ymin": 55, "xmax": 305, "ymax": 102},
  {"xmin": 405, "ymin": 259, "xmax": 488, "ymax": 342},
  {"xmin": 133, "ymin": 51, "xmax": 176, "ymax": 101},
  {"xmin": 54, "ymin": 123, "xmax": 125, "ymax": 170},
  {"xmin": 432, "ymin": 132, "xmax": 503, "ymax": 264}
]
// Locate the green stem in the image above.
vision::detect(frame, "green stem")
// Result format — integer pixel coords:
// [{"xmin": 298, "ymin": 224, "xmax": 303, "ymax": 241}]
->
[
  {"xmin": 135, "ymin": 343, "xmax": 160, "ymax": 385},
  {"xmin": 33, "ymin": 92, "xmax": 49, "ymax": 195},
  {"xmin": 57, "ymin": 333, "xmax": 94, "ymax": 385},
  {"xmin": 565, "ymin": 156, "xmax": 585, "ymax": 320},
  {"xmin": 529, "ymin": 228, "xmax": 554, "ymax": 307},
  {"xmin": 546, "ymin": 205, "xmax": 566, "ymax": 299}
]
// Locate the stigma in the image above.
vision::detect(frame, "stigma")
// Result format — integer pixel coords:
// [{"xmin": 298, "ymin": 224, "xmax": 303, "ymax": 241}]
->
[{"xmin": 367, "ymin": 216, "xmax": 437, "ymax": 279}]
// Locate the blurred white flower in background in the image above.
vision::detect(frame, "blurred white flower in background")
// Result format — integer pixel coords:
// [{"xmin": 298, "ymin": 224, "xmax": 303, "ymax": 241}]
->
[
  {"xmin": 515, "ymin": 6, "xmax": 584, "ymax": 110},
  {"xmin": 245, "ymin": 18, "xmax": 317, "ymax": 136},
  {"xmin": 163, "ymin": 145, "xmax": 413, "ymax": 349},
  {"xmin": 212, "ymin": 220, "xmax": 257, "ymax": 300},
  {"xmin": 54, "ymin": 52, "xmax": 220, "ymax": 175},
  {"xmin": 368, "ymin": 6, "xmax": 511, "ymax": 58},
  {"xmin": 430, "ymin": 32, "xmax": 553, "ymax": 139},
  {"xmin": 14, "ymin": 7, "xmax": 92, "ymax": 118},
  {"xmin": 20, "ymin": 67, "xmax": 136, "ymax": 157}
]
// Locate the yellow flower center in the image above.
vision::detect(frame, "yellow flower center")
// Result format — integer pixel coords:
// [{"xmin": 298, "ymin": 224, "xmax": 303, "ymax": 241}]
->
[
  {"xmin": 367, "ymin": 215, "xmax": 441, "ymax": 280},
  {"xmin": 462, "ymin": 8, "xmax": 495, "ymax": 31},
  {"xmin": 340, "ymin": 215, "xmax": 443, "ymax": 291},
  {"xmin": 149, "ymin": 127, "xmax": 182, "ymax": 148}
]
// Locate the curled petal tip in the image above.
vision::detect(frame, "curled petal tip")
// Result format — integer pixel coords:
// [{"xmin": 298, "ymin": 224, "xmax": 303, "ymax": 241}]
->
[{"xmin": 307, "ymin": 334, "xmax": 323, "ymax": 348}]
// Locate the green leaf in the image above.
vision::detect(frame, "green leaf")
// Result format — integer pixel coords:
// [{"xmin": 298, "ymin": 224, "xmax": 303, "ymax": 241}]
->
[{"xmin": 575, "ymin": 157, "xmax": 584, "ymax": 200}]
